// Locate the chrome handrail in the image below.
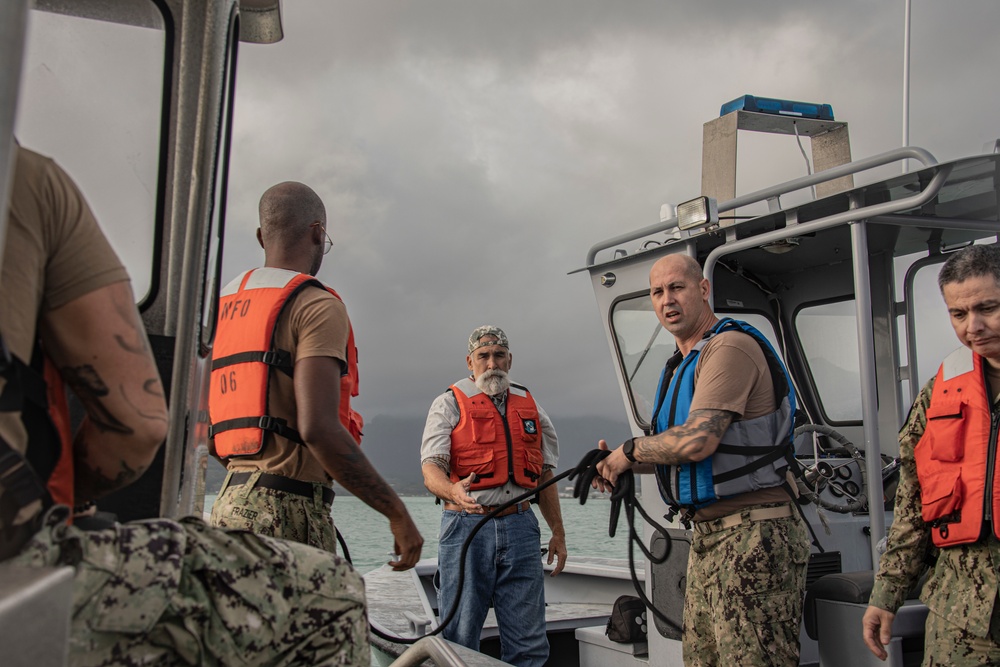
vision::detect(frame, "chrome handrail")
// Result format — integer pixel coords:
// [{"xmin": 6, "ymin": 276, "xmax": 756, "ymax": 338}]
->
[
  {"xmin": 585, "ymin": 145, "xmax": 939, "ymax": 267},
  {"xmin": 386, "ymin": 636, "xmax": 468, "ymax": 667},
  {"xmin": 702, "ymin": 162, "xmax": 953, "ymax": 299}
]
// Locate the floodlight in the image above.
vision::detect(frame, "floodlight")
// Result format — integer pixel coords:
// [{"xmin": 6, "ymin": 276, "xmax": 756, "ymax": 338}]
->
[{"xmin": 676, "ymin": 196, "xmax": 718, "ymax": 231}]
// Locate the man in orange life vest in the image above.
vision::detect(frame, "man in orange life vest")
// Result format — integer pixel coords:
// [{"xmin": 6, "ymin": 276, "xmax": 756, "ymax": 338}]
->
[
  {"xmin": 864, "ymin": 244, "xmax": 1000, "ymax": 664},
  {"xmin": 209, "ymin": 181, "xmax": 422, "ymax": 569},
  {"xmin": 2, "ymin": 147, "xmax": 371, "ymax": 664},
  {"xmin": 420, "ymin": 325, "xmax": 567, "ymax": 667}
]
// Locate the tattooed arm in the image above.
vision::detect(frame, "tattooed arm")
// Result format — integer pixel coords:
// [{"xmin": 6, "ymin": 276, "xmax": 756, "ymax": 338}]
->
[
  {"xmin": 295, "ymin": 356, "xmax": 423, "ymax": 570},
  {"xmin": 597, "ymin": 408, "xmax": 734, "ymax": 486},
  {"xmin": 637, "ymin": 408, "xmax": 734, "ymax": 464},
  {"xmin": 39, "ymin": 280, "xmax": 168, "ymax": 502}
]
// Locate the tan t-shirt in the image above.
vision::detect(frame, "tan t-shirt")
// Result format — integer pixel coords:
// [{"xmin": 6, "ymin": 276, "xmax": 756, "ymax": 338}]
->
[
  {"xmin": 225, "ymin": 285, "xmax": 351, "ymax": 483},
  {"xmin": 688, "ymin": 329, "xmax": 790, "ymax": 520},
  {"xmin": 0, "ymin": 147, "xmax": 130, "ymax": 453},
  {"xmin": 987, "ymin": 362, "xmax": 1000, "ymax": 406}
]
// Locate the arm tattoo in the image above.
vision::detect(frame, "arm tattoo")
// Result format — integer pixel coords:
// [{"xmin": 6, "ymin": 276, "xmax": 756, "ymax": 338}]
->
[
  {"xmin": 114, "ymin": 333, "xmax": 147, "ymax": 356},
  {"xmin": 112, "ymin": 296, "xmax": 151, "ymax": 357},
  {"xmin": 121, "ymin": 383, "xmax": 168, "ymax": 423},
  {"xmin": 61, "ymin": 365, "xmax": 134, "ymax": 435},
  {"xmin": 143, "ymin": 378, "xmax": 164, "ymax": 399},
  {"xmin": 73, "ymin": 454, "xmax": 144, "ymax": 501},
  {"xmin": 421, "ymin": 456, "xmax": 450, "ymax": 475},
  {"xmin": 642, "ymin": 408, "xmax": 734, "ymax": 466}
]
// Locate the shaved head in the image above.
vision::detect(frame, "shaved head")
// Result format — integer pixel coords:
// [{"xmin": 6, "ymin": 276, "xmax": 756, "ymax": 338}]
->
[
  {"xmin": 651, "ymin": 253, "xmax": 703, "ymax": 283},
  {"xmin": 258, "ymin": 181, "xmax": 326, "ymax": 247}
]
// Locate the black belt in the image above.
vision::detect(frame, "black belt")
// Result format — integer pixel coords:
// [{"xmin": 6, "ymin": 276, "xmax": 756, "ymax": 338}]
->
[{"xmin": 228, "ymin": 471, "xmax": 335, "ymax": 505}]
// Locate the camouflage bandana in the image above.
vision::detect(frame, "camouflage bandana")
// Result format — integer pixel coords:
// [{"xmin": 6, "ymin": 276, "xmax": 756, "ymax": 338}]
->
[{"xmin": 468, "ymin": 325, "xmax": 509, "ymax": 353}]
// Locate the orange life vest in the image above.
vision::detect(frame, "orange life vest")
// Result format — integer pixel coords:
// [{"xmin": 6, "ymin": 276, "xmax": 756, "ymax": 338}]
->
[
  {"xmin": 41, "ymin": 357, "xmax": 73, "ymax": 508},
  {"xmin": 448, "ymin": 377, "xmax": 544, "ymax": 490},
  {"xmin": 209, "ymin": 268, "xmax": 363, "ymax": 458},
  {"xmin": 915, "ymin": 346, "xmax": 1000, "ymax": 547}
]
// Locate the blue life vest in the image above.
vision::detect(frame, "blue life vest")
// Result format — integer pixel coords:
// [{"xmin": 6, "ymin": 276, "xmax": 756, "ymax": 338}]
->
[{"xmin": 652, "ymin": 318, "xmax": 796, "ymax": 510}]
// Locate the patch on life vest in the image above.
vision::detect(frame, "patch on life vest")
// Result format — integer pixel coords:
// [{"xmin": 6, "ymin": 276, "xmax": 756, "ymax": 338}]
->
[{"xmin": 523, "ymin": 419, "xmax": 537, "ymax": 434}]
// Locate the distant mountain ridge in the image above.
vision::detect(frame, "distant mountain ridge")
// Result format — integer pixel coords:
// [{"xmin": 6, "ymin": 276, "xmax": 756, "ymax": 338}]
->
[{"xmin": 207, "ymin": 413, "xmax": 634, "ymax": 496}]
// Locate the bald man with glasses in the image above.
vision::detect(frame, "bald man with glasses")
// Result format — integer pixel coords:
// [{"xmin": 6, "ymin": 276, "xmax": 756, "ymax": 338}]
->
[{"xmin": 209, "ymin": 181, "xmax": 422, "ymax": 570}]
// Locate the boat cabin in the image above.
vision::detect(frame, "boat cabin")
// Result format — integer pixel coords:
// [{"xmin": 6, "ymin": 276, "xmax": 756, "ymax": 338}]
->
[{"xmin": 582, "ymin": 99, "xmax": 999, "ymax": 665}]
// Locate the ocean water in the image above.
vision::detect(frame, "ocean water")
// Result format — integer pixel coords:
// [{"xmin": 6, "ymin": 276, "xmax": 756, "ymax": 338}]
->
[{"xmin": 204, "ymin": 492, "xmax": 635, "ymax": 574}]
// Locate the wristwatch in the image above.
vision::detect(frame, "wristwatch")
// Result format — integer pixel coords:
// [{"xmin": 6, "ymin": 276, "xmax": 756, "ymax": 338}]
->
[{"xmin": 622, "ymin": 437, "xmax": 638, "ymax": 463}]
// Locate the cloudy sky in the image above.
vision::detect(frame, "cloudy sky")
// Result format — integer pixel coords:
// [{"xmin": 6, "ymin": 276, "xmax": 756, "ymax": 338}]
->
[
  {"xmin": 18, "ymin": 1, "xmax": 1000, "ymax": 422},
  {"xmin": 218, "ymin": 0, "xmax": 1000, "ymax": 420}
]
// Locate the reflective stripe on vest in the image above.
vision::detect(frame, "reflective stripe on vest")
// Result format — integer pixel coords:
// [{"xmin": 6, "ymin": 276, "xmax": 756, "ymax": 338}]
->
[
  {"xmin": 209, "ymin": 268, "xmax": 362, "ymax": 457},
  {"xmin": 652, "ymin": 317, "xmax": 796, "ymax": 509},
  {"xmin": 448, "ymin": 377, "xmax": 544, "ymax": 490},
  {"xmin": 915, "ymin": 346, "xmax": 1000, "ymax": 547}
]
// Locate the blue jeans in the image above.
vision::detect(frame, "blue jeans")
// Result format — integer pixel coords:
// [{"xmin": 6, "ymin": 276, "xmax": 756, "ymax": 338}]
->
[{"xmin": 436, "ymin": 507, "xmax": 548, "ymax": 667}]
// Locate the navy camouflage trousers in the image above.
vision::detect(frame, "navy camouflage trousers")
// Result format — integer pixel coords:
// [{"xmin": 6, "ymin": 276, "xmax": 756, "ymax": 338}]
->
[
  {"xmin": 10, "ymin": 507, "xmax": 369, "ymax": 666},
  {"xmin": 683, "ymin": 504, "xmax": 809, "ymax": 667}
]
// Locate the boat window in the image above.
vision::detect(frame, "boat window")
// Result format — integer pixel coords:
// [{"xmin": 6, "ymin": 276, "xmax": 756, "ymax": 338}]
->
[
  {"xmin": 611, "ymin": 294, "xmax": 785, "ymax": 430},
  {"xmin": 717, "ymin": 312, "xmax": 781, "ymax": 353},
  {"xmin": 15, "ymin": 3, "xmax": 168, "ymax": 305},
  {"xmin": 610, "ymin": 292, "xmax": 675, "ymax": 429},
  {"xmin": 909, "ymin": 265, "xmax": 952, "ymax": 391},
  {"xmin": 795, "ymin": 299, "xmax": 860, "ymax": 423}
]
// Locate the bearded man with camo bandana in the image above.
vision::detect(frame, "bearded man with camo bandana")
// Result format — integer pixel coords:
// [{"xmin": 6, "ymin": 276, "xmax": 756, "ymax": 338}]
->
[{"xmin": 420, "ymin": 325, "xmax": 567, "ymax": 667}]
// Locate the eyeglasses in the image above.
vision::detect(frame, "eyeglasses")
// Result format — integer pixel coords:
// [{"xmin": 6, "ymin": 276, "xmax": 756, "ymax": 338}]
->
[{"xmin": 312, "ymin": 222, "xmax": 333, "ymax": 255}]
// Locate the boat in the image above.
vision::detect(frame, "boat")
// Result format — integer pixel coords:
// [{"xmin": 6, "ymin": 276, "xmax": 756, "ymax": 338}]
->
[
  {"xmin": 2, "ymin": 2, "xmax": 999, "ymax": 666},
  {"xmin": 365, "ymin": 97, "xmax": 1000, "ymax": 666}
]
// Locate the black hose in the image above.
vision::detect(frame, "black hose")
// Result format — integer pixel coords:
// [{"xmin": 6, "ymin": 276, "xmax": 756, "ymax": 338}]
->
[
  {"xmin": 335, "ymin": 527, "xmax": 352, "ymax": 564},
  {"xmin": 368, "ymin": 463, "xmax": 580, "ymax": 644},
  {"xmin": 572, "ymin": 455, "xmax": 681, "ymax": 633},
  {"xmin": 367, "ymin": 448, "xmax": 684, "ymax": 644}
]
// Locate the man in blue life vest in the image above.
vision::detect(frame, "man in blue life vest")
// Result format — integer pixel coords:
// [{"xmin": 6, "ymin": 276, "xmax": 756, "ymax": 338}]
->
[
  {"xmin": 420, "ymin": 325, "xmax": 567, "ymax": 667},
  {"xmin": 209, "ymin": 181, "xmax": 423, "ymax": 570},
  {"xmin": 864, "ymin": 244, "xmax": 1000, "ymax": 665},
  {"xmin": 596, "ymin": 253, "xmax": 808, "ymax": 667}
]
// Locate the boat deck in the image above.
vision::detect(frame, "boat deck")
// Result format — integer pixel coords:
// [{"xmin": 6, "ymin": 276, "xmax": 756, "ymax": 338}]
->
[{"xmin": 365, "ymin": 556, "xmax": 641, "ymax": 665}]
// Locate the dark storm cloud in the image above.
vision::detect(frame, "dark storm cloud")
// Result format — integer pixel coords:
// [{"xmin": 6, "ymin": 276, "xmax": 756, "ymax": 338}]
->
[{"xmin": 222, "ymin": 1, "xmax": 1000, "ymax": 420}]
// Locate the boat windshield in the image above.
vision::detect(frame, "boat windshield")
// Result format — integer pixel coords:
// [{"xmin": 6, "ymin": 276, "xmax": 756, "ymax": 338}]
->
[
  {"xmin": 610, "ymin": 295, "xmax": 779, "ymax": 430},
  {"xmin": 15, "ymin": 1, "xmax": 168, "ymax": 305}
]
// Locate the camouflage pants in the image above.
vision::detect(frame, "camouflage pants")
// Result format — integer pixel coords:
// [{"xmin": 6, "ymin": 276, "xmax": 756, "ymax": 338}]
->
[
  {"xmin": 210, "ymin": 470, "xmax": 338, "ymax": 553},
  {"xmin": 683, "ymin": 504, "xmax": 809, "ymax": 667},
  {"xmin": 11, "ymin": 506, "xmax": 369, "ymax": 667},
  {"xmin": 922, "ymin": 600, "xmax": 1000, "ymax": 666}
]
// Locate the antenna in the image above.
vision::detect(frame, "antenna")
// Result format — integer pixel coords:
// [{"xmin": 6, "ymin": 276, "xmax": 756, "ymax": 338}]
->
[{"xmin": 902, "ymin": 0, "xmax": 912, "ymax": 173}]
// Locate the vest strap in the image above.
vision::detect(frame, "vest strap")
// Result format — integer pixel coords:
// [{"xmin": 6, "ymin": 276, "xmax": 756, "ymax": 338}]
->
[
  {"xmin": 0, "ymin": 446, "xmax": 48, "ymax": 511},
  {"xmin": 712, "ymin": 444, "xmax": 788, "ymax": 484},
  {"xmin": 0, "ymin": 353, "xmax": 47, "ymax": 413},
  {"xmin": 209, "ymin": 416, "xmax": 305, "ymax": 445},
  {"xmin": 716, "ymin": 443, "xmax": 779, "ymax": 455},
  {"xmin": 211, "ymin": 350, "xmax": 293, "ymax": 376}
]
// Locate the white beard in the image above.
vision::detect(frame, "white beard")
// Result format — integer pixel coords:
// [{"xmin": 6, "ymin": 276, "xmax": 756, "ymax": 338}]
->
[{"xmin": 475, "ymin": 369, "xmax": 510, "ymax": 396}]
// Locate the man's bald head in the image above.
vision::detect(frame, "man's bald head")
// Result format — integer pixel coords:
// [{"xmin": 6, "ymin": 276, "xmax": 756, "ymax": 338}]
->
[
  {"xmin": 651, "ymin": 253, "xmax": 704, "ymax": 283},
  {"xmin": 258, "ymin": 181, "xmax": 326, "ymax": 248}
]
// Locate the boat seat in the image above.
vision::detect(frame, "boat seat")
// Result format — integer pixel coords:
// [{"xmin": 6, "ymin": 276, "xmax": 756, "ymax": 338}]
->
[
  {"xmin": 805, "ymin": 571, "xmax": 874, "ymax": 640},
  {"xmin": 804, "ymin": 570, "xmax": 926, "ymax": 640},
  {"xmin": 804, "ymin": 570, "xmax": 928, "ymax": 667}
]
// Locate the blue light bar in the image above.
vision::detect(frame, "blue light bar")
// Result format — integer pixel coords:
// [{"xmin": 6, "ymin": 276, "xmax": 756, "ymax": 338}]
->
[{"xmin": 720, "ymin": 95, "xmax": 835, "ymax": 121}]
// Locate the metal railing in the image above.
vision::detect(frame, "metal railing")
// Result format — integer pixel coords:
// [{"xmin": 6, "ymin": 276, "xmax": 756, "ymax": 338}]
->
[
  {"xmin": 386, "ymin": 636, "xmax": 468, "ymax": 667},
  {"xmin": 585, "ymin": 145, "xmax": 940, "ymax": 267}
]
